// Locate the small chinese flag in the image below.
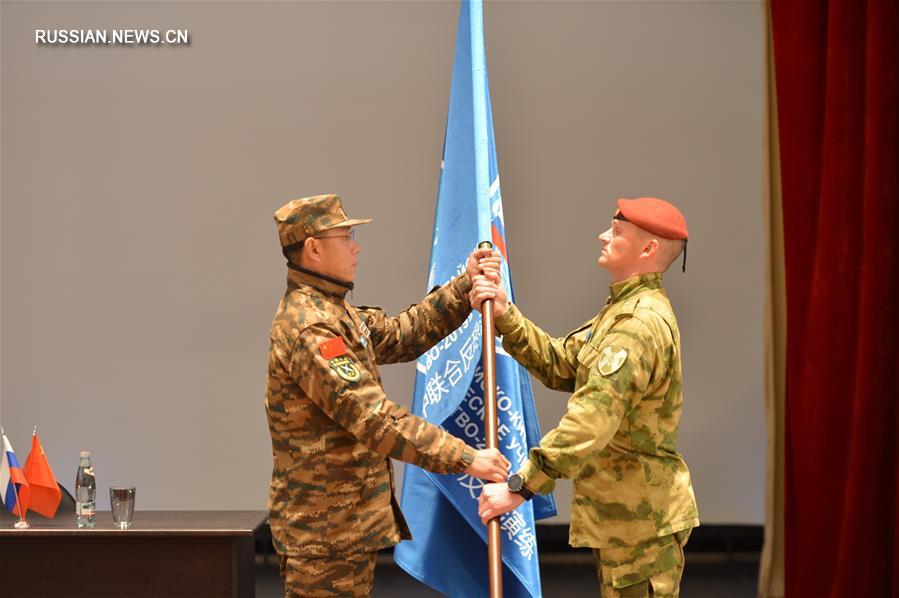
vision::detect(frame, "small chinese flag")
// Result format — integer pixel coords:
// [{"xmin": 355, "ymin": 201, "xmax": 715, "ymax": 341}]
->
[
  {"xmin": 319, "ymin": 337, "xmax": 348, "ymax": 360},
  {"xmin": 23, "ymin": 431, "xmax": 61, "ymax": 518}
]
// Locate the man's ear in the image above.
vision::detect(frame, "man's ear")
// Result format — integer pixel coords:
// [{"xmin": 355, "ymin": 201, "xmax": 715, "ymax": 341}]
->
[
  {"xmin": 303, "ymin": 238, "xmax": 322, "ymax": 264},
  {"xmin": 640, "ymin": 238, "xmax": 660, "ymax": 259}
]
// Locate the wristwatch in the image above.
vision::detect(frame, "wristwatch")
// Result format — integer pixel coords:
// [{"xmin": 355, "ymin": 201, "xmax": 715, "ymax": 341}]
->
[{"xmin": 507, "ymin": 473, "xmax": 535, "ymax": 501}]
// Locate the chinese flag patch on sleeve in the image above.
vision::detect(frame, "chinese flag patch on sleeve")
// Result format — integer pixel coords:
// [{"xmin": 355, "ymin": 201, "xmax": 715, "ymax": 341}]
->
[{"xmin": 319, "ymin": 337, "xmax": 348, "ymax": 360}]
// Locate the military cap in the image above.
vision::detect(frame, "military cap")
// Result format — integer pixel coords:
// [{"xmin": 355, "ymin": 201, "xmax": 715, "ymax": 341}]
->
[
  {"xmin": 615, "ymin": 197, "xmax": 688, "ymax": 240},
  {"xmin": 274, "ymin": 194, "xmax": 373, "ymax": 248}
]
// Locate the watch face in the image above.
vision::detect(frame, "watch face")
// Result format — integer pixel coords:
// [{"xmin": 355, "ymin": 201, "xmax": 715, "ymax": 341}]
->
[{"xmin": 508, "ymin": 474, "xmax": 523, "ymax": 492}]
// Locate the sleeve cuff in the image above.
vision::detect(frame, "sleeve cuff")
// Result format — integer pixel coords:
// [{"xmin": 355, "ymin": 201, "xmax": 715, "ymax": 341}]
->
[
  {"xmin": 453, "ymin": 272, "xmax": 473, "ymax": 296},
  {"xmin": 494, "ymin": 303, "xmax": 521, "ymax": 336},
  {"xmin": 456, "ymin": 445, "xmax": 476, "ymax": 472},
  {"xmin": 519, "ymin": 458, "xmax": 556, "ymax": 495}
]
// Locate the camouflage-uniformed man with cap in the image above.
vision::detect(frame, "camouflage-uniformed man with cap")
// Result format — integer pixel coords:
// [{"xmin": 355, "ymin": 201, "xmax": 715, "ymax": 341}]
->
[
  {"xmin": 265, "ymin": 194, "xmax": 510, "ymax": 597},
  {"xmin": 474, "ymin": 197, "xmax": 699, "ymax": 597}
]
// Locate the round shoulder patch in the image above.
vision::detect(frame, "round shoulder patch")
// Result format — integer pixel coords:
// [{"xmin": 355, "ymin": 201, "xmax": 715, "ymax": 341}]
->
[
  {"xmin": 597, "ymin": 345, "xmax": 628, "ymax": 377},
  {"xmin": 329, "ymin": 355, "xmax": 362, "ymax": 383}
]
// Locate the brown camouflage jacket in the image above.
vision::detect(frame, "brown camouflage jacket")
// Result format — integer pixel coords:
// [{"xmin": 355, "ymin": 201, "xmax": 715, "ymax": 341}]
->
[
  {"xmin": 496, "ymin": 273, "xmax": 699, "ymax": 548},
  {"xmin": 265, "ymin": 266, "xmax": 476, "ymax": 557}
]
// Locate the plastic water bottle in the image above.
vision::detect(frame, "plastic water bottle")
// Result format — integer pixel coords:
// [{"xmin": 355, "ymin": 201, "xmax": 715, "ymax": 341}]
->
[{"xmin": 75, "ymin": 451, "xmax": 96, "ymax": 528}]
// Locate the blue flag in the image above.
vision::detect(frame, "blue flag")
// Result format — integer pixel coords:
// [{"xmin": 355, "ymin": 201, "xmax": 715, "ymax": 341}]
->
[{"xmin": 394, "ymin": 2, "xmax": 557, "ymax": 596}]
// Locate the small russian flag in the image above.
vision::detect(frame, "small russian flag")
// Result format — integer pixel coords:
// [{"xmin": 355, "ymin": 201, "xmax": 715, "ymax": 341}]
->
[{"xmin": 1, "ymin": 429, "xmax": 31, "ymax": 517}]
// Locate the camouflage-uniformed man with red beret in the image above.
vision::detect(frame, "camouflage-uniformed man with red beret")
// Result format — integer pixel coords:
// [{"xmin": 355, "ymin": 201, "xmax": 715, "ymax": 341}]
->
[
  {"xmin": 474, "ymin": 198, "xmax": 700, "ymax": 597},
  {"xmin": 265, "ymin": 194, "xmax": 510, "ymax": 597}
]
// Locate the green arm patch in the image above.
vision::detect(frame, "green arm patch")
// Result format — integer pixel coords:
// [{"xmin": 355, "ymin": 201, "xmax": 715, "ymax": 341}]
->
[
  {"xmin": 597, "ymin": 345, "xmax": 629, "ymax": 377},
  {"xmin": 329, "ymin": 355, "xmax": 362, "ymax": 383}
]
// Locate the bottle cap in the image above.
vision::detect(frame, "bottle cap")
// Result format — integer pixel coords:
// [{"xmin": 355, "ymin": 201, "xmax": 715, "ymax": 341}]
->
[{"xmin": 80, "ymin": 450, "xmax": 91, "ymax": 458}]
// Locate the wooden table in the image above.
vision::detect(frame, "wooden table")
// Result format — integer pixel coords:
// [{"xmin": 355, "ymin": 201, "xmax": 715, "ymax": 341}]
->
[{"xmin": 0, "ymin": 510, "xmax": 267, "ymax": 598}]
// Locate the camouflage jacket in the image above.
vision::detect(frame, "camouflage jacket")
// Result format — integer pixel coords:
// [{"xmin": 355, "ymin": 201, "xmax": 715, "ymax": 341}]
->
[
  {"xmin": 265, "ymin": 266, "xmax": 476, "ymax": 557},
  {"xmin": 495, "ymin": 273, "xmax": 699, "ymax": 548}
]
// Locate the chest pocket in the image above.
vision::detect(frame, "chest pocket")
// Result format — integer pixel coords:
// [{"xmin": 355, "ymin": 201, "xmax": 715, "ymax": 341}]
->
[{"xmin": 575, "ymin": 343, "xmax": 600, "ymax": 388}]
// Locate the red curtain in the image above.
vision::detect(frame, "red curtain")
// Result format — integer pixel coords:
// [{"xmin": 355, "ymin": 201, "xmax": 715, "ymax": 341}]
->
[{"xmin": 771, "ymin": 0, "xmax": 899, "ymax": 595}]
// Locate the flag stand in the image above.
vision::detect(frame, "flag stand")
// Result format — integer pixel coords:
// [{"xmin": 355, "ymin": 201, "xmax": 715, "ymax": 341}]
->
[
  {"xmin": 11, "ymin": 480, "xmax": 31, "ymax": 527},
  {"xmin": 478, "ymin": 240, "xmax": 503, "ymax": 597}
]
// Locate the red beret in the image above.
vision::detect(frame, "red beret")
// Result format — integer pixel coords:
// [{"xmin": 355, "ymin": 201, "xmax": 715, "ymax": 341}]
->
[{"xmin": 616, "ymin": 197, "xmax": 688, "ymax": 240}]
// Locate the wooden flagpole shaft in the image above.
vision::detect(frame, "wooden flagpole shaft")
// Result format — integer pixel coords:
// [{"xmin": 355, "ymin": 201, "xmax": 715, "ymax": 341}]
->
[{"xmin": 478, "ymin": 241, "xmax": 503, "ymax": 598}]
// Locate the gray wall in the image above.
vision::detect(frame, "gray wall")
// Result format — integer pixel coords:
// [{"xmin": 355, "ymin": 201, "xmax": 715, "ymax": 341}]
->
[{"xmin": 1, "ymin": 1, "xmax": 765, "ymax": 524}]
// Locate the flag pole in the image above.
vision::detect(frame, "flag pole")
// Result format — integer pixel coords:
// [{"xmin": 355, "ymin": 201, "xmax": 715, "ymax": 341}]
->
[
  {"xmin": 478, "ymin": 242, "xmax": 503, "ymax": 598},
  {"xmin": 10, "ymin": 481, "xmax": 30, "ymax": 529}
]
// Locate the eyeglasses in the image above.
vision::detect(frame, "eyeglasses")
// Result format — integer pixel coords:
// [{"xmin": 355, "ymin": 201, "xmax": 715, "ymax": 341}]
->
[{"xmin": 314, "ymin": 229, "xmax": 355, "ymax": 243}]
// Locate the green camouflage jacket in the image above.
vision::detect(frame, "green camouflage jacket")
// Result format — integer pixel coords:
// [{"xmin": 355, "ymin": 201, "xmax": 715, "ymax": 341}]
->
[
  {"xmin": 265, "ymin": 266, "xmax": 476, "ymax": 557},
  {"xmin": 496, "ymin": 273, "xmax": 699, "ymax": 548}
]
